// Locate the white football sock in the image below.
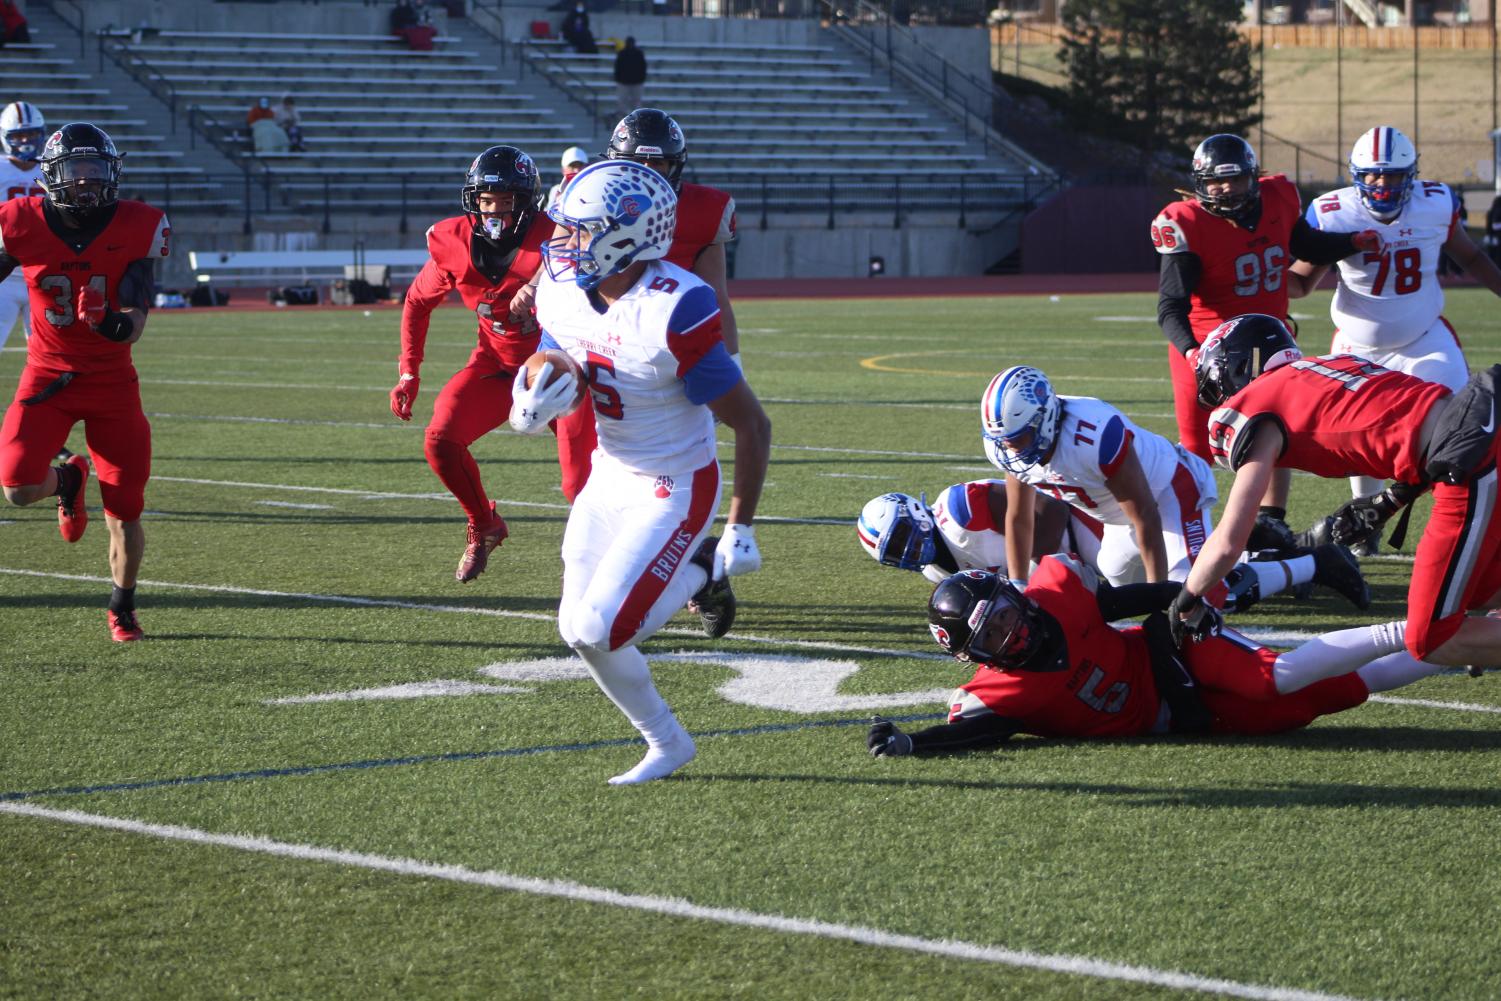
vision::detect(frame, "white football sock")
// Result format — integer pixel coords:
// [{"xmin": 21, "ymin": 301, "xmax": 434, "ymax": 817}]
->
[
  {"xmin": 1356, "ymin": 652, "xmax": 1446, "ymax": 693},
  {"xmin": 609, "ymin": 707, "xmax": 695, "ymax": 786},
  {"xmin": 1274, "ymin": 621, "xmax": 1408, "ymax": 694},
  {"xmin": 1249, "ymin": 555, "xmax": 1314, "ymax": 598}
]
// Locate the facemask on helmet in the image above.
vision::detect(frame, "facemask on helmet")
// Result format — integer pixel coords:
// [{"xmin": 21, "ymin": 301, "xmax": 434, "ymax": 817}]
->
[
  {"xmin": 856, "ymin": 492, "xmax": 937, "ymax": 570},
  {"xmin": 542, "ymin": 160, "xmax": 677, "ymax": 291},
  {"xmin": 1191, "ymin": 134, "xmax": 1261, "ymax": 222},
  {"xmin": 39, "ymin": 123, "xmax": 122, "ymax": 220},
  {"xmin": 981, "ymin": 365, "xmax": 1061, "ymax": 474},
  {"xmin": 1348, "ymin": 126, "xmax": 1418, "ymax": 221},
  {"xmin": 1194, "ymin": 313, "xmax": 1302, "ymax": 411},
  {"xmin": 1, "ymin": 101, "xmax": 44, "ymax": 162},
  {"xmin": 927, "ymin": 571, "xmax": 1052, "ymax": 668},
  {"xmin": 461, "ymin": 145, "xmax": 541, "ymax": 246}
]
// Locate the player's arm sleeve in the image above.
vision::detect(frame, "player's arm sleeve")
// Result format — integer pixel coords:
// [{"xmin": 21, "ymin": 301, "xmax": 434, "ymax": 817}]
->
[
  {"xmin": 1156, "ymin": 252, "xmax": 1202, "ymax": 356},
  {"xmin": 1289, "ymin": 216, "xmax": 1359, "ymax": 265},
  {"xmin": 0, "ymin": 251, "xmax": 16, "ymax": 283},
  {"xmin": 668, "ymin": 283, "xmax": 742, "ymax": 404},
  {"xmin": 1096, "ymin": 580, "xmax": 1182, "ymax": 620},
  {"xmin": 398, "ymin": 256, "xmax": 453, "ymax": 375},
  {"xmin": 117, "ymin": 258, "xmax": 156, "ymax": 313},
  {"xmin": 906, "ymin": 713, "xmax": 1023, "ymax": 753}
]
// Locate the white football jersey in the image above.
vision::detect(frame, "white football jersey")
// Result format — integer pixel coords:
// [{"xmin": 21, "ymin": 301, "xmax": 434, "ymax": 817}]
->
[
  {"xmin": 0, "ymin": 157, "xmax": 44, "ymax": 202},
  {"xmin": 536, "ymin": 259, "xmax": 720, "ymax": 476},
  {"xmin": 985, "ymin": 395, "xmax": 1215, "ymax": 525},
  {"xmin": 1306, "ymin": 181, "xmax": 1459, "ymax": 350}
]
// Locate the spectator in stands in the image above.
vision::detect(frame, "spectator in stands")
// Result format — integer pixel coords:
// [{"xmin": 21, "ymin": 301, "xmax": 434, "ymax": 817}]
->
[
  {"xmin": 613, "ymin": 37, "xmax": 647, "ymax": 118},
  {"xmin": 251, "ymin": 117, "xmax": 289, "ymax": 155},
  {"xmin": 561, "ymin": 2, "xmax": 597, "ymax": 54},
  {"xmin": 0, "ymin": 0, "xmax": 30, "ymax": 46},
  {"xmin": 276, "ymin": 95, "xmax": 305, "ymax": 153},
  {"xmin": 246, "ymin": 97, "xmax": 276, "ymax": 128},
  {"xmin": 391, "ymin": 0, "xmax": 437, "ymax": 50},
  {"xmin": 546, "ymin": 146, "xmax": 590, "ymax": 211}
]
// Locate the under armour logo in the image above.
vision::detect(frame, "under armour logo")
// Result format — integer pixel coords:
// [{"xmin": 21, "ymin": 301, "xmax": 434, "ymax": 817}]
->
[{"xmin": 733, "ymin": 540, "xmax": 754, "ymax": 553}]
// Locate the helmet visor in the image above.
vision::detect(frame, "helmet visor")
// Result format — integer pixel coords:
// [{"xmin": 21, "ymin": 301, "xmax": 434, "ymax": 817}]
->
[
  {"xmin": 964, "ymin": 580, "xmax": 1035, "ymax": 667},
  {"xmin": 5, "ymin": 128, "xmax": 42, "ymax": 159},
  {"xmin": 876, "ymin": 512, "xmax": 934, "ymax": 570},
  {"xmin": 52, "ymin": 156, "xmax": 115, "ymax": 210}
]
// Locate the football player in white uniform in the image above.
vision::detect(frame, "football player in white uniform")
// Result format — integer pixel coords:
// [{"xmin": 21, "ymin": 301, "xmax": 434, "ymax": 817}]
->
[
  {"xmin": 981, "ymin": 366, "xmax": 1370, "ymax": 608},
  {"xmin": 1289, "ymin": 126, "xmax": 1501, "ymax": 516},
  {"xmin": 514, "ymin": 160, "xmax": 770, "ymax": 785},
  {"xmin": 0, "ymin": 101, "xmax": 45, "ymax": 351}
]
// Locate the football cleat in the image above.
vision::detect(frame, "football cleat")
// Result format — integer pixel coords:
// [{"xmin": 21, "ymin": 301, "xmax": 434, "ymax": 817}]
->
[
  {"xmin": 455, "ymin": 504, "xmax": 509, "ymax": 583},
  {"xmin": 687, "ymin": 536, "xmax": 736, "ymax": 639},
  {"xmin": 57, "ymin": 454, "xmax": 89, "ymax": 543},
  {"xmin": 108, "ymin": 609, "xmax": 144, "ymax": 642},
  {"xmin": 1312, "ymin": 543, "xmax": 1372, "ymax": 610},
  {"xmin": 1246, "ymin": 512, "xmax": 1298, "ymax": 554},
  {"xmin": 1295, "ymin": 515, "xmax": 1334, "ymax": 551}
]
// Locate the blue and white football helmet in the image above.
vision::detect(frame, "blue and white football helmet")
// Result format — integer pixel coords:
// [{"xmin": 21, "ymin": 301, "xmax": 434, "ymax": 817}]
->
[
  {"xmin": 542, "ymin": 159, "xmax": 677, "ymax": 291},
  {"xmin": 981, "ymin": 366, "xmax": 1061, "ymax": 474},
  {"xmin": 856, "ymin": 492, "xmax": 937, "ymax": 571},
  {"xmin": 1349, "ymin": 126, "xmax": 1417, "ymax": 221},
  {"xmin": 0, "ymin": 101, "xmax": 44, "ymax": 162}
]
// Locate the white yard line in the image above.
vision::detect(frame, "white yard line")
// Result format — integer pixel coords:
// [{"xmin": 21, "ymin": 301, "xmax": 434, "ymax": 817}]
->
[{"xmin": 0, "ymin": 801, "xmax": 1379, "ymax": 1001}]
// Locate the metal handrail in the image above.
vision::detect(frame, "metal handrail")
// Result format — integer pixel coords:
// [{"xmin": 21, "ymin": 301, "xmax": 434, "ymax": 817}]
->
[{"xmin": 516, "ymin": 39, "xmax": 611, "ymax": 131}]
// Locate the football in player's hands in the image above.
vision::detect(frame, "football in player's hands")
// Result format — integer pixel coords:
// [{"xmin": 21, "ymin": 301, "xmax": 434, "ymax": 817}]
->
[
  {"xmin": 76, "ymin": 284, "xmax": 107, "ymax": 327},
  {"xmin": 521, "ymin": 349, "xmax": 587, "ymax": 417}
]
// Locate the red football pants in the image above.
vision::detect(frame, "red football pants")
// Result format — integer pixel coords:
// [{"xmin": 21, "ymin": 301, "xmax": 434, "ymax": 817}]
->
[
  {"xmin": 1405, "ymin": 455, "xmax": 1501, "ymax": 658},
  {"xmin": 1167, "ymin": 345, "xmax": 1212, "ymax": 462},
  {"xmin": 0, "ymin": 365, "xmax": 152, "ymax": 521},
  {"xmin": 424, "ymin": 347, "xmax": 595, "ymax": 525}
]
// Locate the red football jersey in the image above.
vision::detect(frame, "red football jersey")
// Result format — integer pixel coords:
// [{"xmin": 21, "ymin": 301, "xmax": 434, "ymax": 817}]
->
[
  {"xmin": 399, "ymin": 212, "xmax": 550, "ymax": 374},
  {"xmin": 1151, "ymin": 174, "xmax": 1302, "ymax": 342},
  {"xmin": 949, "ymin": 555, "xmax": 1163, "ymax": 739},
  {"xmin": 1207, "ymin": 354, "xmax": 1449, "ymax": 481},
  {"xmin": 0, "ymin": 197, "xmax": 169, "ymax": 374},
  {"xmin": 665, "ymin": 182, "xmax": 734, "ymax": 271}
]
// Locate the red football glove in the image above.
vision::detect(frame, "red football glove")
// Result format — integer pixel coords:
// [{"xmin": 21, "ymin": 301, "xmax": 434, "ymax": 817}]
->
[
  {"xmin": 76, "ymin": 284, "xmax": 108, "ymax": 328},
  {"xmin": 1351, "ymin": 229, "xmax": 1384, "ymax": 255},
  {"xmin": 389, "ymin": 373, "xmax": 420, "ymax": 422}
]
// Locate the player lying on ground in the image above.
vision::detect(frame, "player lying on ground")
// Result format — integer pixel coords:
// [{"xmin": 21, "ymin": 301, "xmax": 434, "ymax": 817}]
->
[
  {"xmin": 856, "ymin": 479, "xmax": 1370, "ymax": 613},
  {"xmin": 866, "ymin": 557, "xmax": 1440, "ymax": 756}
]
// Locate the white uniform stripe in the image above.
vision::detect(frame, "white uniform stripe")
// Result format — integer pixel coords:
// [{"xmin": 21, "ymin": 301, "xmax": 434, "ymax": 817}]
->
[
  {"xmin": 0, "ymin": 802, "xmax": 1378, "ymax": 1001},
  {"xmin": 1439, "ymin": 466, "xmax": 1497, "ymax": 620}
]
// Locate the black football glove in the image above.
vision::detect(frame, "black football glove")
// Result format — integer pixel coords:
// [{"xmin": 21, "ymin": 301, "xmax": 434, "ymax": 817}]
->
[
  {"xmin": 1328, "ymin": 489, "xmax": 1404, "ymax": 548},
  {"xmin": 867, "ymin": 716, "xmax": 914, "ymax": 757},
  {"xmin": 1167, "ymin": 589, "xmax": 1222, "ymax": 648}
]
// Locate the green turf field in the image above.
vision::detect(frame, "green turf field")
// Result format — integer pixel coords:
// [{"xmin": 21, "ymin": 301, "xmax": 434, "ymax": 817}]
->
[{"xmin": 2, "ymin": 290, "xmax": 1498, "ymax": 1000}]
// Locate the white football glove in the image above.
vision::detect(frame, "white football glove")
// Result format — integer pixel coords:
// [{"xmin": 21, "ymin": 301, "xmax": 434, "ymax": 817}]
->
[
  {"xmin": 508, "ymin": 361, "xmax": 578, "ymax": 435},
  {"xmin": 714, "ymin": 523, "xmax": 761, "ymax": 579}
]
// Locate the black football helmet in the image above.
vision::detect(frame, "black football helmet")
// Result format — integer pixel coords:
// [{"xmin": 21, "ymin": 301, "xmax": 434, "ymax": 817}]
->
[
  {"xmin": 927, "ymin": 570, "xmax": 1057, "ymax": 670},
  {"xmin": 1191, "ymin": 134, "xmax": 1260, "ymax": 221},
  {"xmin": 39, "ymin": 122, "xmax": 122, "ymax": 219},
  {"xmin": 605, "ymin": 108, "xmax": 687, "ymax": 192},
  {"xmin": 461, "ymin": 145, "xmax": 541, "ymax": 244},
  {"xmin": 1194, "ymin": 313, "xmax": 1302, "ymax": 411}
]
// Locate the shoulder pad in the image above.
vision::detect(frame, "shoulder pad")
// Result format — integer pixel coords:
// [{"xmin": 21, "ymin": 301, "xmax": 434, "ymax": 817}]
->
[
  {"xmin": 1047, "ymin": 552, "xmax": 1100, "ymax": 594},
  {"xmin": 1150, "ymin": 212, "xmax": 1190, "ymax": 255}
]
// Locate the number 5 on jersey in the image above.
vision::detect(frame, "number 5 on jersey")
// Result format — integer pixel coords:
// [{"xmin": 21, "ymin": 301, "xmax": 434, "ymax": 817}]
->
[{"xmin": 586, "ymin": 351, "xmax": 623, "ymax": 420}]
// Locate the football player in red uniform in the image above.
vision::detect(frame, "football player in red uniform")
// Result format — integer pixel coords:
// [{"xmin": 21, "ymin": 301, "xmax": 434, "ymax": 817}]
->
[
  {"xmin": 1153, "ymin": 135, "xmax": 1382, "ymax": 547},
  {"xmin": 392, "ymin": 145, "xmax": 595, "ymax": 583},
  {"xmin": 0, "ymin": 123, "xmax": 170, "ymax": 641},
  {"xmin": 1177, "ymin": 312, "xmax": 1501, "ymax": 667},
  {"xmin": 603, "ymin": 108, "xmax": 739, "ymax": 361},
  {"xmin": 866, "ymin": 558, "xmax": 1437, "ymax": 756}
]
